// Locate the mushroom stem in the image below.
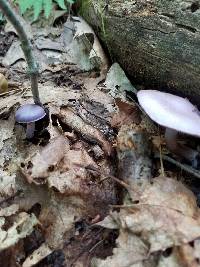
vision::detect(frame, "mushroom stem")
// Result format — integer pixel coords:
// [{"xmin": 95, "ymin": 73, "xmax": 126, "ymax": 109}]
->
[
  {"xmin": 0, "ymin": 0, "xmax": 41, "ymax": 105},
  {"xmin": 165, "ymin": 128, "xmax": 199, "ymax": 166},
  {"xmin": 26, "ymin": 122, "xmax": 35, "ymax": 139}
]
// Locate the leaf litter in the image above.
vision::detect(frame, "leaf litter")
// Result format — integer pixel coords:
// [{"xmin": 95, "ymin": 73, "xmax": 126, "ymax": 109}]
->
[{"xmin": 0, "ymin": 12, "xmax": 200, "ymax": 267}]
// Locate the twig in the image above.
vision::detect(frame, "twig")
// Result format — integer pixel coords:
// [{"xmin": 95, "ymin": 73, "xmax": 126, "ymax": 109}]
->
[
  {"xmin": 89, "ymin": 239, "xmax": 104, "ymax": 253},
  {"xmin": 111, "ymin": 203, "xmax": 199, "ymax": 218},
  {"xmin": 154, "ymin": 153, "xmax": 200, "ymax": 179},
  {"xmin": 75, "ymin": 164, "xmax": 131, "ymax": 190},
  {"xmin": 159, "ymin": 131, "xmax": 165, "ymax": 176}
]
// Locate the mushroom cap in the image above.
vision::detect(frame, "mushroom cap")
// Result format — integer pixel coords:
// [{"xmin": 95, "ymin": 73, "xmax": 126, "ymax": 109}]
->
[
  {"xmin": 15, "ymin": 104, "xmax": 46, "ymax": 123},
  {"xmin": 137, "ymin": 90, "xmax": 200, "ymax": 136}
]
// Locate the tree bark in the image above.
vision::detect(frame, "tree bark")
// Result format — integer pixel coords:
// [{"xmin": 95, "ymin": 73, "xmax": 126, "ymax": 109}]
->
[{"xmin": 78, "ymin": 0, "xmax": 200, "ymax": 104}]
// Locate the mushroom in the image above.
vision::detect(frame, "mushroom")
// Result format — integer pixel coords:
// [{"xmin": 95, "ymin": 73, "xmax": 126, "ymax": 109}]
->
[
  {"xmin": 15, "ymin": 104, "xmax": 46, "ymax": 139},
  {"xmin": 137, "ymin": 90, "xmax": 200, "ymax": 167}
]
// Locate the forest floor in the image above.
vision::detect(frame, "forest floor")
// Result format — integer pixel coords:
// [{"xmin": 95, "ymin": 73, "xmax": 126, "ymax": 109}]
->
[{"xmin": 0, "ymin": 11, "xmax": 200, "ymax": 267}]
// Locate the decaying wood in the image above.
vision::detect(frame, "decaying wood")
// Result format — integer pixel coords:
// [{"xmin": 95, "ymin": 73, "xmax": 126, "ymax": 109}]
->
[
  {"xmin": 79, "ymin": 0, "xmax": 200, "ymax": 104},
  {"xmin": 117, "ymin": 123, "xmax": 152, "ymax": 196}
]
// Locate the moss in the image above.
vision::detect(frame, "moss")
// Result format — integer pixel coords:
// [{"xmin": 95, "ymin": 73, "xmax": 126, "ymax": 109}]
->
[
  {"xmin": 77, "ymin": 0, "xmax": 93, "ymax": 20},
  {"xmin": 77, "ymin": 0, "xmax": 111, "ymax": 52}
]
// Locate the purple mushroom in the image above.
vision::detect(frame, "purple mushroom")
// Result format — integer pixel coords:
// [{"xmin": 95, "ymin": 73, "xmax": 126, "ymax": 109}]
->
[
  {"xmin": 137, "ymin": 90, "xmax": 200, "ymax": 167},
  {"xmin": 15, "ymin": 104, "xmax": 46, "ymax": 139}
]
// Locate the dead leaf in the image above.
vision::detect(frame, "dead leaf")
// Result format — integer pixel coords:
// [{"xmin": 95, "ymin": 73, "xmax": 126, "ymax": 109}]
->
[
  {"xmin": 0, "ymin": 204, "xmax": 19, "ymax": 217},
  {"xmin": 35, "ymin": 36, "xmax": 64, "ymax": 51},
  {"xmin": 0, "ymin": 114, "xmax": 16, "ymax": 166},
  {"xmin": 4, "ymin": 16, "xmax": 109, "ymax": 75},
  {"xmin": 177, "ymin": 244, "xmax": 200, "ymax": 267},
  {"xmin": 65, "ymin": 33, "xmax": 98, "ymax": 71},
  {"xmin": 0, "ymin": 92, "xmax": 20, "ymax": 118},
  {"xmin": 91, "ymin": 230, "xmax": 150, "ymax": 267},
  {"xmin": 0, "ymin": 212, "xmax": 38, "ymax": 251},
  {"xmin": 22, "ymin": 243, "xmax": 52, "ymax": 267},
  {"xmin": 111, "ymin": 98, "xmax": 141, "ymax": 128},
  {"xmin": 136, "ymin": 177, "xmax": 198, "ymax": 217},
  {"xmin": 0, "ymin": 170, "xmax": 17, "ymax": 200},
  {"xmin": 62, "ymin": 16, "xmax": 108, "ymax": 75},
  {"xmin": 83, "ymin": 79, "xmax": 115, "ymax": 114},
  {"xmin": 2, "ymin": 41, "xmax": 24, "ymax": 67},
  {"xmin": 157, "ymin": 248, "xmax": 185, "ymax": 267},
  {"xmin": 39, "ymin": 196, "xmax": 84, "ymax": 249},
  {"xmin": 105, "ymin": 63, "xmax": 137, "ymax": 99},
  {"xmin": 20, "ymin": 131, "xmax": 115, "ymax": 206},
  {"xmin": 47, "ymin": 143, "xmax": 99, "ymax": 193},
  {"xmin": 21, "ymin": 136, "xmax": 70, "ymax": 183},
  {"xmin": 23, "ymin": 82, "xmax": 82, "ymax": 107},
  {"xmin": 4, "ymin": 15, "xmax": 33, "ymax": 38},
  {"xmin": 62, "ymin": 19, "xmax": 75, "ymax": 46},
  {"xmin": 98, "ymin": 177, "xmax": 200, "ymax": 253},
  {"xmin": 15, "ymin": 173, "xmax": 86, "ymax": 252},
  {"xmin": 194, "ymin": 239, "xmax": 200, "ymax": 262},
  {"xmin": 46, "ymin": 141, "xmax": 116, "ymax": 206},
  {"xmin": 3, "ymin": 40, "xmax": 50, "ymax": 72}
]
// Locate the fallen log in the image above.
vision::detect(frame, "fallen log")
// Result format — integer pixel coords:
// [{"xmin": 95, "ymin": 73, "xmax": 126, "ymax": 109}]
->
[{"xmin": 78, "ymin": 0, "xmax": 200, "ymax": 104}]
